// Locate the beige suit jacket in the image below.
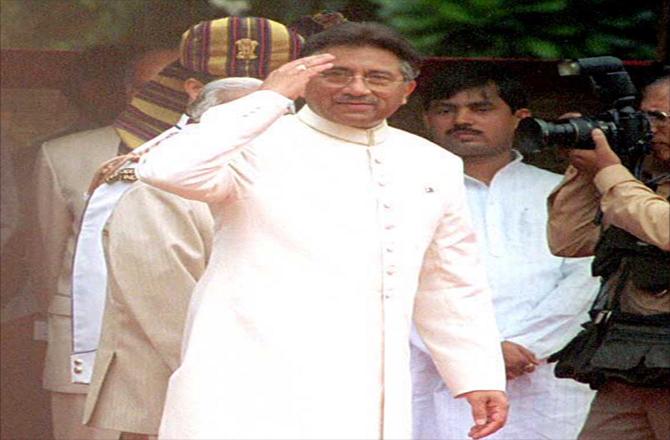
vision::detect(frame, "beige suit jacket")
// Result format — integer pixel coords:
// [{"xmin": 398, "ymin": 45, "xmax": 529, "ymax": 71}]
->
[
  {"xmin": 83, "ymin": 182, "xmax": 213, "ymax": 434},
  {"xmin": 34, "ymin": 126, "xmax": 119, "ymax": 393}
]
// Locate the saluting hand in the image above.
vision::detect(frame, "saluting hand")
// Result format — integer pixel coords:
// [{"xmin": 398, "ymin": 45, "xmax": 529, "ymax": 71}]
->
[{"xmin": 260, "ymin": 54, "xmax": 335, "ymax": 100}]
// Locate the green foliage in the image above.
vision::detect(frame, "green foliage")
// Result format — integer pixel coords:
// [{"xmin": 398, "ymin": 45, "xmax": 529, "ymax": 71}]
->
[
  {"xmin": 370, "ymin": 0, "xmax": 659, "ymax": 59},
  {"xmin": 1, "ymin": 0, "xmax": 139, "ymax": 49},
  {"xmin": 0, "ymin": 0, "xmax": 224, "ymax": 49},
  {"xmin": 0, "ymin": 0, "xmax": 660, "ymax": 60}
]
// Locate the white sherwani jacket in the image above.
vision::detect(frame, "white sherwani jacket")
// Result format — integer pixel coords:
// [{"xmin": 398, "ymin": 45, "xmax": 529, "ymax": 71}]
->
[{"xmin": 137, "ymin": 90, "xmax": 505, "ymax": 440}]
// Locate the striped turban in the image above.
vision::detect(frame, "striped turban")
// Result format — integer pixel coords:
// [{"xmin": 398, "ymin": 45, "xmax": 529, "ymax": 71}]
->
[{"xmin": 114, "ymin": 16, "xmax": 304, "ymax": 151}]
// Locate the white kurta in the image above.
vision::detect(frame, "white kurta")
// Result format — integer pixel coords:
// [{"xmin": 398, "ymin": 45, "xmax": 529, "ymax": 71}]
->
[
  {"xmin": 411, "ymin": 155, "xmax": 599, "ymax": 439},
  {"xmin": 137, "ymin": 90, "xmax": 505, "ymax": 440}
]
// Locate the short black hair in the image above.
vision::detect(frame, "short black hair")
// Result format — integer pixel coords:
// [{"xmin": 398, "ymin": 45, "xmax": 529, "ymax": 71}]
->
[
  {"xmin": 421, "ymin": 63, "xmax": 529, "ymax": 112},
  {"xmin": 301, "ymin": 21, "xmax": 422, "ymax": 79}
]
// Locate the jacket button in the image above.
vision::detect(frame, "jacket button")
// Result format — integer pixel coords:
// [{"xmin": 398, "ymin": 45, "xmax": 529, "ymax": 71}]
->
[
  {"xmin": 73, "ymin": 366, "xmax": 84, "ymax": 374},
  {"xmin": 73, "ymin": 359, "xmax": 83, "ymax": 366}
]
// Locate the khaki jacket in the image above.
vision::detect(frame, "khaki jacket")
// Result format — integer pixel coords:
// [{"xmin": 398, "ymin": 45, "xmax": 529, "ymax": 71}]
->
[
  {"xmin": 548, "ymin": 164, "xmax": 670, "ymax": 256},
  {"xmin": 83, "ymin": 183, "xmax": 213, "ymax": 434},
  {"xmin": 548, "ymin": 163, "xmax": 670, "ymax": 314},
  {"xmin": 34, "ymin": 126, "xmax": 119, "ymax": 392}
]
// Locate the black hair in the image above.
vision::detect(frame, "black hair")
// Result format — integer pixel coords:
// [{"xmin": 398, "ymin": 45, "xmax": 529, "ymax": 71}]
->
[
  {"xmin": 421, "ymin": 63, "xmax": 529, "ymax": 112},
  {"xmin": 301, "ymin": 21, "xmax": 422, "ymax": 79}
]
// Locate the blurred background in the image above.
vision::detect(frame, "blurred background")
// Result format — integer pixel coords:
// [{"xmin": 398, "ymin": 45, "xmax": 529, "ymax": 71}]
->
[
  {"xmin": 1, "ymin": 0, "xmax": 667, "ymax": 59},
  {"xmin": 2, "ymin": 0, "xmax": 668, "ymax": 162}
]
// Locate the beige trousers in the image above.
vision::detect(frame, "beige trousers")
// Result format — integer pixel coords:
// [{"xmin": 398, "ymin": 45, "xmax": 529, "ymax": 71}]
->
[
  {"xmin": 579, "ymin": 381, "xmax": 670, "ymax": 440},
  {"xmin": 51, "ymin": 392, "xmax": 119, "ymax": 440}
]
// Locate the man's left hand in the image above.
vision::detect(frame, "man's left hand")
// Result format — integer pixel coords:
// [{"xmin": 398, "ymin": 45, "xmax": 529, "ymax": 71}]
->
[
  {"xmin": 459, "ymin": 390, "xmax": 508, "ymax": 439},
  {"xmin": 568, "ymin": 128, "xmax": 621, "ymax": 174}
]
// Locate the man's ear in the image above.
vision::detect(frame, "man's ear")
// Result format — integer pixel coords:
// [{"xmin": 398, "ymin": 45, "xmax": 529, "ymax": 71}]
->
[
  {"xmin": 514, "ymin": 108, "xmax": 532, "ymax": 119},
  {"xmin": 513, "ymin": 108, "xmax": 532, "ymax": 127},
  {"xmin": 401, "ymin": 80, "xmax": 417, "ymax": 105},
  {"xmin": 184, "ymin": 78, "xmax": 205, "ymax": 102}
]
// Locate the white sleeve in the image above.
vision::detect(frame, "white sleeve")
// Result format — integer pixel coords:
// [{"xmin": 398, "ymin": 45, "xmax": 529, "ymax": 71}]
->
[
  {"xmin": 413, "ymin": 161, "xmax": 505, "ymax": 396},
  {"xmin": 504, "ymin": 256, "xmax": 599, "ymax": 359},
  {"xmin": 137, "ymin": 90, "xmax": 292, "ymax": 203}
]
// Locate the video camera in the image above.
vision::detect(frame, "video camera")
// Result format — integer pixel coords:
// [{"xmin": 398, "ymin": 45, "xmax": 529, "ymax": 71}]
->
[{"xmin": 514, "ymin": 56, "xmax": 652, "ymax": 169}]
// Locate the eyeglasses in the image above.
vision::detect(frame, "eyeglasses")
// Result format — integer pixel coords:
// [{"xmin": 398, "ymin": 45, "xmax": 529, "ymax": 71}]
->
[
  {"xmin": 644, "ymin": 110, "xmax": 669, "ymax": 127},
  {"xmin": 319, "ymin": 69, "xmax": 406, "ymax": 90}
]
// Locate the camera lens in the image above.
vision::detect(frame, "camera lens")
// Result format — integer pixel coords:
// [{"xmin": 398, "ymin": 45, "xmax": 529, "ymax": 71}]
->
[{"xmin": 514, "ymin": 117, "xmax": 614, "ymax": 151}]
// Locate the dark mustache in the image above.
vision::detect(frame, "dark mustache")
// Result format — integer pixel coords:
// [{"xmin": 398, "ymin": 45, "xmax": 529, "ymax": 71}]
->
[
  {"xmin": 335, "ymin": 97, "xmax": 376, "ymax": 105},
  {"xmin": 447, "ymin": 126, "xmax": 482, "ymax": 136}
]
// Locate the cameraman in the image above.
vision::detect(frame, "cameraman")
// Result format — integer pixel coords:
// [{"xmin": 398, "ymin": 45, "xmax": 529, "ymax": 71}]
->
[{"xmin": 548, "ymin": 73, "xmax": 669, "ymax": 440}]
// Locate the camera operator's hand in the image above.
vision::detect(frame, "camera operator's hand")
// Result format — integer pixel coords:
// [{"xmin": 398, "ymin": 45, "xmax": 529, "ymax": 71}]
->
[
  {"xmin": 558, "ymin": 112, "xmax": 582, "ymax": 120},
  {"xmin": 501, "ymin": 341, "xmax": 539, "ymax": 380},
  {"xmin": 568, "ymin": 129, "xmax": 621, "ymax": 175}
]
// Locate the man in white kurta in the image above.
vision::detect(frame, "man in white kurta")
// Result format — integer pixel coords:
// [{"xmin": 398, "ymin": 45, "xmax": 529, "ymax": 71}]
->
[
  {"xmin": 413, "ymin": 64, "xmax": 598, "ymax": 439},
  {"xmin": 137, "ymin": 22, "xmax": 507, "ymax": 440}
]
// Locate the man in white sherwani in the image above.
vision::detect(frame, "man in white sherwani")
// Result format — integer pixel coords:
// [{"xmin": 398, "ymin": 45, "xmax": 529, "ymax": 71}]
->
[
  {"xmin": 137, "ymin": 22, "xmax": 508, "ymax": 440},
  {"xmin": 413, "ymin": 64, "xmax": 599, "ymax": 439}
]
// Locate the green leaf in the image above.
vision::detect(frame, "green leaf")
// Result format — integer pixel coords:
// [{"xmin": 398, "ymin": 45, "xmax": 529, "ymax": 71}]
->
[
  {"xmin": 437, "ymin": 3, "xmax": 473, "ymax": 23},
  {"xmin": 521, "ymin": 37, "xmax": 562, "ymax": 58},
  {"xmin": 512, "ymin": 0, "xmax": 567, "ymax": 14}
]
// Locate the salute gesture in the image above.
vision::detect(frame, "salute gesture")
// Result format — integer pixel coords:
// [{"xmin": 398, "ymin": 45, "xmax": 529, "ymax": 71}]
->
[{"xmin": 260, "ymin": 53, "xmax": 335, "ymax": 100}]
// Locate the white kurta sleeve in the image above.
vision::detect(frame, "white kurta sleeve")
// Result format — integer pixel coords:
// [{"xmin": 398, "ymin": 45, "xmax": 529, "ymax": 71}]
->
[
  {"xmin": 136, "ymin": 90, "xmax": 292, "ymax": 203},
  {"xmin": 413, "ymin": 163, "xmax": 506, "ymax": 397},
  {"xmin": 503, "ymin": 256, "xmax": 599, "ymax": 359}
]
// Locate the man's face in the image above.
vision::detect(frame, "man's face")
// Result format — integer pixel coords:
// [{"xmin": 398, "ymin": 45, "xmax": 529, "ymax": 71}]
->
[
  {"xmin": 640, "ymin": 79, "xmax": 670, "ymax": 164},
  {"xmin": 304, "ymin": 45, "xmax": 416, "ymax": 129},
  {"xmin": 423, "ymin": 83, "xmax": 529, "ymax": 161}
]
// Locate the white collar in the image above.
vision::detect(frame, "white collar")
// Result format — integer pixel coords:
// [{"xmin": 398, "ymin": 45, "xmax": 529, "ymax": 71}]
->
[
  {"xmin": 464, "ymin": 149, "xmax": 525, "ymax": 186},
  {"xmin": 297, "ymin": 105, "xmax": 389, "ymax": 147},
  {"xmin": 175, "ymin": 113, "xmax": 190, "ymax": 129}
]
